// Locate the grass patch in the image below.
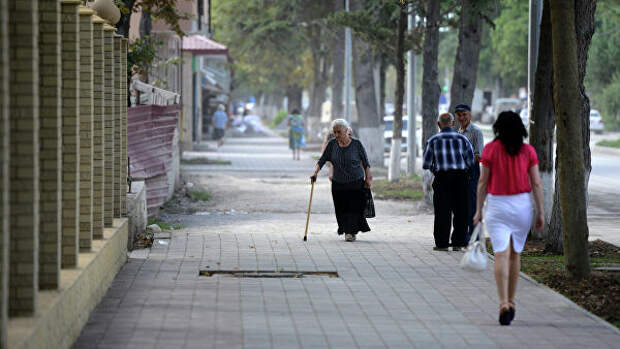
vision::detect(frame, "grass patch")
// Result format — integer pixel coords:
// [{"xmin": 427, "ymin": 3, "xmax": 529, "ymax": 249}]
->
[
  {"xmin": 597, "ymin": 138, "xmax": 620, "ymax": 148},
  {"xmin": 187, "ymin": 189, "xmax": 210, "ymax": 202},
  {"xmin": 147, "ymin": 219, "xmax": 185, "ymax": 230},
  {"xmin": 182, "ymin": 158, "xmax": 232, "ymax": 165},
  {"xmin": 372, "ymin": 175, "xmax": 423, "ymax": 201},
  {"xmin": 486, "ymin": 238, "xmax": 620, "ymax": 327},
  {"xmin": 270, "ymin": 110, "xmax": 288, "ymax": 128},
  {"xmin": 311, "ymin": 155, "xmax": 320, "ymax": 160}
]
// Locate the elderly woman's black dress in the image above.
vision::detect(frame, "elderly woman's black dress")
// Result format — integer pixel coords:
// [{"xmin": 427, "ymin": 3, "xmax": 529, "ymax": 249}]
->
[{"xmin": 317, "ymin": 138, "xmax": 371, "ymax": 235}]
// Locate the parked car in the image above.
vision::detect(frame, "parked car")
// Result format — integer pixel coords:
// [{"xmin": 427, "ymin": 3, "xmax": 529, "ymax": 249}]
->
[
  {"xmin": 520, "ymin": 108, "xmax": 529, "ymax": 127},
  {"xmin": 590, "ymin": 109, "xmax": 604, "ymax": 134},
  {"xmin": 481, "ymin": 98, "xmax": 523, "ymax": 124},
  {"xmin": 384, "ymin": 115, "xmax": 408, "ymax": 152}
]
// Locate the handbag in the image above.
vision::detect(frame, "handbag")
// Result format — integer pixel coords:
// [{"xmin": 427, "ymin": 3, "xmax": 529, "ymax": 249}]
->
[
  {"xmin": 363, "ymin": 187, "xmax": 375, "ymax": 218},
  {"xmin": 460, "ymin": 223, "xmax": 488, "ymax": 272}
]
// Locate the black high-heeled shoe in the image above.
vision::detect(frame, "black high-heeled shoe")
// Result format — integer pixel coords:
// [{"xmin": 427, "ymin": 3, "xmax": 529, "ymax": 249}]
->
[
  {"xmin": 508, "ymin": 302, "xmax": 515, "ymax": 322},
  {"xmin": 499, "ymin": 303, "xmax": 512, "ymax": 326}
]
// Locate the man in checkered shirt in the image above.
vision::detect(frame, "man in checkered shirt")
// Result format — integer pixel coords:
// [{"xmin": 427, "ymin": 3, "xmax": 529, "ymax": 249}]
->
[{"xmin": 423, "ymin": 113, "xmax": 475, "ymax": 251}]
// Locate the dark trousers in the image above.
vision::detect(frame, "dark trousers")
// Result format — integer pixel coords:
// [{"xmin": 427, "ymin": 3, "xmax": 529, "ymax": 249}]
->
[
  {"xmin": 331, "ymin": 180, "xmax": 370, "ymax": 235},
  {"xmin": 465, "ymin": 164, "xmax": 481, "ymax": 242},
  {"xmin": 432, "ymin": 170, "xmax": 468, "ymax": 248}
]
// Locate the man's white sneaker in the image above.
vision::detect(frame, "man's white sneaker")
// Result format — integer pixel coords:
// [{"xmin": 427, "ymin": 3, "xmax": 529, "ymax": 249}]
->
[{"xmin": 345, "ymin": 233, "xmax": 356, "ymax": 242}]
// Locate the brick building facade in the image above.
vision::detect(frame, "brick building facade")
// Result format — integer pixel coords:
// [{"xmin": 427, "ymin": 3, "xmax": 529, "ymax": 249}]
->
[{"xmin": 0, "ymin": 1, "xmax": 130, "ymax": 348}]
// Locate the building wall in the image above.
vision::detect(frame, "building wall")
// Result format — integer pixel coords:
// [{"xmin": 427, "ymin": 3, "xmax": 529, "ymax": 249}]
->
[
  {"xmin": 8, "ymin": 0, "xmax": 40, "ymax": 317},
  {"xmin": 182, "ymin": 51, "xmax": 194, "ymax": 150},
  {"xmin": 129, "ymin": 0, "xmax": 208, "ymax": 40},
  {"xmin": 0, "ymin": 0, "xmax": 10, "ymax": 345},
  {"xmin": 38, "ymin": 0, "xmax": 62, "ymax": 290},
  {"xmin": 1, "ymin": 2, "xmax": 133, "ymax": 347}
]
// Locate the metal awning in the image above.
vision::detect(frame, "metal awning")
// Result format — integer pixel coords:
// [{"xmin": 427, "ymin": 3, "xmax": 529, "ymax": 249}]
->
[{"xmin": 182, "ymin": 34, "xmax": 232, "ymax": 62}]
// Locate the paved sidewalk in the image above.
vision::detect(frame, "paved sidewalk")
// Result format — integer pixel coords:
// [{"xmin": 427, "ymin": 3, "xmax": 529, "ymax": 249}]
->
[{"xmin": 74, "ymin": 135, "xmax": 620, "ymax": 349}]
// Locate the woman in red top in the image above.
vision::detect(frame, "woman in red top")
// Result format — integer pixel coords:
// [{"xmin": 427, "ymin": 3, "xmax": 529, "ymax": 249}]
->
[{"xmin": 473, "ymin": 111, "xmax": 544, "ymax": 326}]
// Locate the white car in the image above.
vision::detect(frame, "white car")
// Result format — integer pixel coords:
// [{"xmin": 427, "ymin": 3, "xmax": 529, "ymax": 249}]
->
[
  {"xmin": 384, "ymin": 115, "xmax": 408, "ymax": 151},
  {"xmin": 482, "ymin": 98, "xmax": 523, "ymax": 124},
  {"xmin": 590, "ymin": 109, "xmax": 604, "ymax": 134}
]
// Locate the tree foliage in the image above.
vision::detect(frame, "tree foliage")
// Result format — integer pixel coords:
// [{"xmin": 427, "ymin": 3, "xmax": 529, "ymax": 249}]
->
[
  {"xmin": 585, "ymin": 0, "xmax": 620, "ymax": 129},
  {"xmin": 127, "ymin": 36, "xmax": 162, "ymax": 78},
  {"xmin": 212, "ymin": 0, "xmax": 309, "ymax": 96},
  {"xmin": 115, "ymin": 0, "xmax": 192, "ymax": 37},
  {"xmin": 488, "ymin": 0, "xmax": 528, "ymax": 94}
]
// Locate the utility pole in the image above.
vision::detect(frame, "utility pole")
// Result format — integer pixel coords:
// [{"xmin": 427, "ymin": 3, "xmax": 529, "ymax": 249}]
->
[
  {"xmin": 527, "ymin": 0, "xmax": 543, "ymax": 129},
  {"xmin": 406, "ymin": 4, "xmax": 417, "ymax": 175},
  {"xmin": 344, "ymin": 0, "xmax": 352, "ymax": 123}
]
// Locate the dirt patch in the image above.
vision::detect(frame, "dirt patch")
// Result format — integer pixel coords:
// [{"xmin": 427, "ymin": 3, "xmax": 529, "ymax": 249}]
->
[
  {"xmin": 182, "ymin": 158, "xmax": 232, "ymax": 165},
  {"xmin": 518, "ymin": 239, "xmax": 620, "ymax": 327},
  {"xmin": 372, "ymin": 176, "xmax": 424, "ymax": 201},
  {"xmin": 520, "ymin": 238, "xmax": 620, "ymax": 258},
  {"xmin": 161, "ymin": 183, "xmax": 214, "ymax": 214}
]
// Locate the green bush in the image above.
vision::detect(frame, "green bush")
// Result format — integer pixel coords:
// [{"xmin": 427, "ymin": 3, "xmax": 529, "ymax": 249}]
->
[
  {"xmin": 187, "ymin": 189, "xmax": 210, "ymax": 202},
  {"xmin": 270, "ymin": 110, "xmax": 288, "ymax": 128},
  {"xmin": 599, "ymin": 74, "xmax": 620, "ymax": 130},
  {"xmin": 597, "ymin": 138, "xmax": 620, "ymax": 148}
]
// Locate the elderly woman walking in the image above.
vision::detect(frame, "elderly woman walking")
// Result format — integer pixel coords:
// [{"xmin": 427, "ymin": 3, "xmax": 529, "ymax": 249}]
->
[
  {"xmin": 473, "ymin": 111, "xmax": 544, "ymax": 326},
  {"xmin": 311, "ymin": 119, "xmax": 372, "ymax": 242}
]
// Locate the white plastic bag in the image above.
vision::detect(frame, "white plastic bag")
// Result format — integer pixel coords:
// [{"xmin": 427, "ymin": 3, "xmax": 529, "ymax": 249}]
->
[{"xmin": 460, "ymin": 223, "xmax": 488, "ymax": 272}]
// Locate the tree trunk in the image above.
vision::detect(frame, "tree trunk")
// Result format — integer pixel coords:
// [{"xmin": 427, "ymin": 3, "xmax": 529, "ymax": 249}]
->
[
  {"xmin": 547, "ymin": 0, "xmax": 596, "ymax": 254},
  {"xmin": 352, "ymin": 31, "xmax": 382, "ymax": 167},
  {"xmin": 389, "ymin": 4, "xmax": 407, "ymax": 182},
  {"xmin": 421, "ymin": 0, "xmax": 441, "ymax": 202},
  {"xmin": 138, "ymin": 7, "xmax": 153, "ymax": 84},
  {"xmin": 421, "ymin": 0, "xmax": 441, "ymax": 148},
  {"xmin": 380, "ymin": 57, "xmax": 386, "ymax": 119},
  {"xmin": 373, "ymin": 59, "xmax": 382, "ymax": 119},
  {"xmin": 286, "ymin": 85, "xmax": 303, "ymax": 113},
  {"xmin": 574, "ymin": 0, "xmax": 595, "ymax": 194},
  {"xmin": 330, "ymin": 4, "xmax": 345, "ymax": 121},
  {"xmin": 448, "ymin": 0, "xmax": 483, "ymax": 112},
  {"xmin": 139, "ymin": 6, "xmax": 152, "ymax": 38},
  {"xmin": 549, "ymin": 0, "xmax": 592, "ymax": 280},
  {"xmin": 530, "ymin": 0, "xmax": 555, "ymax": 242},
  {"xmin": 307, "ymin": 26, "xmax": 329, "ymax": 142},
  {"xmin": 116, "ymin": 0, "xmax": 137, "ymax": 38}
]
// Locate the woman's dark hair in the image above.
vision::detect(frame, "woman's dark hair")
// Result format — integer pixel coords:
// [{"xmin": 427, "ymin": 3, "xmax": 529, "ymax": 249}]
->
[
  {"xmin": 291, "ymin": 109, "xmax": 299, "ymax": 115},
  {"xmin": 493, "ymin": 111, "xmax": 528, "ymax": 156}
]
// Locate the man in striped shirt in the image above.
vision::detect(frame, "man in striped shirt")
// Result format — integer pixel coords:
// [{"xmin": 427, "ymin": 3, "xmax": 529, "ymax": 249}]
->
[{"xmin": 423, "ymin": 113, "xmax": 475, "ymax": 251}]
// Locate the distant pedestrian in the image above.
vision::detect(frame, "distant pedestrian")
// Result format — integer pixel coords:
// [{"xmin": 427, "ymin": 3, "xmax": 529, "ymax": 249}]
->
[
  {"xmin": 473, "ymin": 111, "xmax": 544, "ymax": 326},
  {"xmin": 455, "ymin": 104, "xmax": 484, "ymax": 241},
  {"xmin": 423, "ymin": 113, "xmax": 474, "ymax": 251},
  {"xmin": 311, "ymin": 119, "xmax": 372, "ymax": 242},
  {"xmin": 212, "ymin": 104, "xmax": 228, "ymax": 148},
  {"xmin": 288, "ymin": 109, "xmax": 305, "ymax": 160}
]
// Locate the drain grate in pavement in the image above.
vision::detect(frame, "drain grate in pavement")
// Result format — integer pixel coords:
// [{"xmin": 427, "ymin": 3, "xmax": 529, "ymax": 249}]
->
[{"xmin": 199, "ymin": 270, "xmax": 339, "ymax": 278}]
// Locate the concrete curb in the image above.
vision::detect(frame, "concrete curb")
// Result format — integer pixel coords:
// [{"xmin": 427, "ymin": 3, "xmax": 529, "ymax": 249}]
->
[{"xmin": 486, "ymin": 253, "xmax": 620, "ymax": 334}]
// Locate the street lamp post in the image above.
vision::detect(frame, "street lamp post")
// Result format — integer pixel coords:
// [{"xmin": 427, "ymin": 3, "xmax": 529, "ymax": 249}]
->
[
  {"xmin": 344, "ymin": 0, "xmax": 352, "ymax": 123},
  {"xmin": 406, "ymin": 6, "xmax": 417, "ymax": 175}
]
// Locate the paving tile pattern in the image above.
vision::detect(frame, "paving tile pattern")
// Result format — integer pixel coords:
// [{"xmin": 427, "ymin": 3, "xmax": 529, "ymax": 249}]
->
[{"xmin": 74, "ymin": 225, "xmax": 619, "ymax": 349}]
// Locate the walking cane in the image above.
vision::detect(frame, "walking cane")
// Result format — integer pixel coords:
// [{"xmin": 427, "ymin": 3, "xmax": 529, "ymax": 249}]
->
[{"xmin": 303, "ymin": 179, "xmax": 315, "ymax": 241}]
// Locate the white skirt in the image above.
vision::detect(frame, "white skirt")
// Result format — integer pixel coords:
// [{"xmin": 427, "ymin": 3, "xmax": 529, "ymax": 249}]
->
[{"xmin": 485, "ymin": 193, "xmax": 533, "ymax": 253}]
